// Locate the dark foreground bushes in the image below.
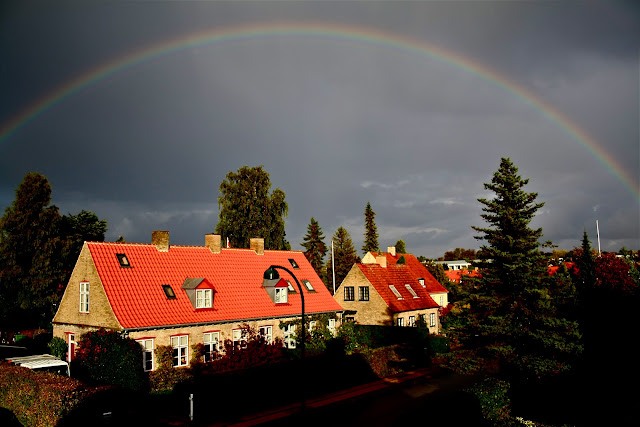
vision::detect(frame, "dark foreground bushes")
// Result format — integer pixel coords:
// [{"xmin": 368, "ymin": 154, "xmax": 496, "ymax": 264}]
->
[{"xmin": 0, "ymin": 362, "xmax": 101, "ymax": 427}]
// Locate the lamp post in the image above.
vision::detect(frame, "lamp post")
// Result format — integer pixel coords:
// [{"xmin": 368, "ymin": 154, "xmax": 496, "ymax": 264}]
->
[{"xmin": 263, "ymin": 265, "xmax": 305, "ymax": 409}]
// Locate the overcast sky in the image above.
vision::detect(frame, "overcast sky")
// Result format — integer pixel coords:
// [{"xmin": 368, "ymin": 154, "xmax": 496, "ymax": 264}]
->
[{"xmin": 1, "ymin": 1, "xmax": 638, "ymax": 259}]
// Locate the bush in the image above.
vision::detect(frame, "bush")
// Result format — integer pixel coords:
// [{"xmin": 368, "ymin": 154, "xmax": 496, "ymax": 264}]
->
[
  {"xmin": 48, "ymin": 337, "xmax": 67, "ymax": 360},
  {"xmin": 73, "ymin": 328, "xmax": 146, "ymax": 391},
  {"xmin": 148, "ymin": 345, "xmax": 192, "ymax": 393},
  {"xmin": 0, "ymin": 362, "xmax": 100, "ymax": 427},
  {"xmin": 465, "ymin": 377, "xmax": 511, "ymax": 423}
]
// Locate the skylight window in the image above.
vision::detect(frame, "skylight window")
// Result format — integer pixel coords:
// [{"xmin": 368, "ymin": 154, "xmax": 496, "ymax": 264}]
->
[
  {"xmin": 405, "ymin": 284, "xmax": 419, "ymax": 298},
  {"xmin": 162, "ymin": 285, "xmax": 176, "ymax": 299},
  {"xmin": 389, "ymin": 285, "xmax": 403, "ymax": 300},
  {"xmin": 286, "ymin": 280, "xmax": 296, "ymax": 293},
  {"xmin": 288, "ymin": 259, "xmax": 299, "ymax": 269},
  {"xmin": 302, "ymin": 280, "xmax": 315, "ymax": 292},
  {"xmin": 116, "ymin": 253, "xmax": 131, "ymax": 268}
]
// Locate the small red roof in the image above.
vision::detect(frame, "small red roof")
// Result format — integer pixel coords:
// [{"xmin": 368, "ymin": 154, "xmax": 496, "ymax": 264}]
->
[
  {"xmin": 357, "ymin": 264, "xmax": 440, "ymax": 312},
  {"xmin": 87, "ymin": 242, "xmax": 342, "ymax": 329},
  {"xmin": 445, "ymin": 269, "xmax": 481, "ymax": 283},
  {"xmin": 369, "ymin": 252, "xmax": 449, "ymax": 294}
]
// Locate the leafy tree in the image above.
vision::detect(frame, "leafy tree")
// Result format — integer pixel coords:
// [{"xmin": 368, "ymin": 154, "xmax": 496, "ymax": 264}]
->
[
  {"xmin": 0, "ymin": 172, "xmax": 66, "ymax": 329},
  {"xmin": 444, "ymin": 158, "xmax": 582, "ymax": 382},
  {"xmin": 424, "ymin": 260, "xmax": 450, "ymax": 288},
  {"xmin": 394, "ymin": 239, "xmax": 406, "ymax": 254},
  {"xmin": 301, "ymin": 217, "xmax": 327, "ymax": 276},
  {"xmin": 326, "ymin": 227, "xmax": 359, "ymax": 292},
  {"xmin": 443, "ymin": 248, "xmax": 476, "ymax": 261},
  {"xmin": 362, "ymin": 202, "xmax": 379, "ymax": 254},
  {"xmin": 215, "ymin": 166, "xmax": 290, "ymax": 250},
  {"xmin": 0, "ymin": 173, "xmax": 108, "ymax": 330}
]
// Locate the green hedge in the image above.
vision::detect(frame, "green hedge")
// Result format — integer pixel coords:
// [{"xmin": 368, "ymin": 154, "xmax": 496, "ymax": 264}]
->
[{"xmin": 0, "ymin": 363, "xmax": 100, "ymax": 427}]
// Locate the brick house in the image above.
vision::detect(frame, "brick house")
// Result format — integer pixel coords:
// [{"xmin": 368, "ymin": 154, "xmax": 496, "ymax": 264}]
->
[
  {"xmin": 52, "ymin": 231, "xmax": 343, "ymax": 371},
  {"xmin": 334, "ymin": 247, "xmax": 448, "ymax": 333}
]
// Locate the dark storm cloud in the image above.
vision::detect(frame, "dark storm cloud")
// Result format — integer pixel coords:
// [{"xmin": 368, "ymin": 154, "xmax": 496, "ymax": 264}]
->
[{"xmin": 0, "ymin": 1, "xmax": 638, "ymax": 258}]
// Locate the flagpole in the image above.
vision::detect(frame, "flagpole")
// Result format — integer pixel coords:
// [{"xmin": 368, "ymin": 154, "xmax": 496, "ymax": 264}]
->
[
  {"xmin": 596, "ymin": 220, "xmax": 601, "ymax": 257},
  {"xmin": 332, "ymin": 238, "xmax": 336, "ymax": 295}
]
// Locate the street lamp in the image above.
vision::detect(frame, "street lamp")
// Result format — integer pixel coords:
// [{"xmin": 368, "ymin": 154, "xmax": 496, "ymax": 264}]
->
[{"xmin": 263, "ymin": 265, "xmax": 305, "ymax": 409}]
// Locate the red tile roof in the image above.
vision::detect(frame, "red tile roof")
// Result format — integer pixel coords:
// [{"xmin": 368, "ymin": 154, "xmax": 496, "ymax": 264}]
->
[
  {"xmin": 368, "ymin": 252, "xmax": 449, "ymax": 294},
  {"xmin": 357, "ymin": 264, "xmax": 440, "ymax": 312},
  {"xmin": 445, "ymin": 269, "xmax": 481, "ymax": 283},
  {"xmin": 87, "ymin": 242, "xmax": 342, "ymax": 330}
]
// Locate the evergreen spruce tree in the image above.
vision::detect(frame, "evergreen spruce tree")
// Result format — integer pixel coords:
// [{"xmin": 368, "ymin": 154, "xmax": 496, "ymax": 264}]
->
[
  {"xmin": 301, "ymin": 217, "xmax": 327, "ymax": 275},
  {"xmin": 325, "ymin": 227, "xmax": 359, "ymax": 293},
  {"xmin": 444, "ymin": 158, "xmax": 582, "ymax": 381},
  {"xmin": 362, "ymin": 202, "xmax": 379, "ymax": 254}
]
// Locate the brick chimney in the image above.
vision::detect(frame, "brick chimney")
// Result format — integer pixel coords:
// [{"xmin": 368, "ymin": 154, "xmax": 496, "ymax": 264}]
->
[
  {"xmin": 387, "ymin": 246, "xmax": 396, "ymax": 257},
  {"xmin": 376, "ymin": 255, "xmax": 387, "ymax": 268},
  {"xmin": 250, "ymin": 238, "xmax": 264, "ymax": 255},
  {"xmin": 205, "ymin": 234, "xmax": 221, "ymax": 253},
  {"xmin": 152, "ymin": 230, "xmax": 170, "ymax": 252}
]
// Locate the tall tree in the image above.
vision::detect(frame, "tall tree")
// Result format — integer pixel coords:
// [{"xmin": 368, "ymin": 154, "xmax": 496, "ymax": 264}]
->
[
  {"xmin": 301, "ymin": 217, "xmax": 327, "ymax": 275},
  {"xmin": 325, "ymin": 227, "xmax": 359, "ymax": 293},
  {"xmin": 60, "ymin": 210, "xmax": 108, "ymax": 283},
  {"xmin": 394, "ymin": 239, "xmax": 406, "ymax": 254},
  {"xmin": 0, "ymin": 173, "xmax": 65, "ymax": 329},
  {"xmin": 215, "ymin": 166, "xmax": 290, "ymax": 250},
  {"xmin": 444, "ymin": 158, "xmax": 582, "ymax": 382},
  {"xmin": 362, "ymin": 202, "xmax": 379, "ymax": 254}
]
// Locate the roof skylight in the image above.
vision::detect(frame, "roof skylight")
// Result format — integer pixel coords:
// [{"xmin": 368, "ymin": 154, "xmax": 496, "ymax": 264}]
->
[
  {"xmin": 405, "ymin": 284, "xmax": 419, "ymax": 298},
  {"xmin": 302, "ymin": 279, "xmax": 315, "ymax": 292},
  {"xmin": 389, "ymin": 285, "xmax": 403, "ymax": 300},
  {"xmin": 288, "ymin": 259, "xmax": 299, "ymax": 269},
  {"xmin": 116, "ymin": 253, "xmax": 131, "ymax": 268},
  {"xmin": 162, "ymin": 285, "xmax": 176, "ymax": 299}
]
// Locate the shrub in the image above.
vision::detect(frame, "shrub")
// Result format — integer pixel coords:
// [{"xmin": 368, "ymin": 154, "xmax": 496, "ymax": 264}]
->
[
  {"xmin": 148, "ymin": 345, "xmax": 192, "ymax": 393},
  {"xmin": 48, "ymin": 337, "xmax": 67, "ymax": 360},
  {"xmin": 465, "ymin": 377, "xmax": 511, "ymax": 423},
  {"xmin": 73, "ymin": 328, "xmax": 146, "ymax": 391},
  {"xmin": 0, "ymin": 362, "xmax": 100, "ymax": 427}
]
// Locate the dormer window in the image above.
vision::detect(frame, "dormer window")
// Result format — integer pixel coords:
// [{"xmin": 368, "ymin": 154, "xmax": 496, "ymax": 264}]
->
[
  {"xmin": 418, "ymin": 278, "xmax": 425, "ymax": 287},
  {"xmin": 288, "ymin": 259, "xmax": 299, "ymax": 269},
  {"xmin": 274, "ymin": 287, "xmax": 288, "ymax": 304},
  {"xmin": 182, "ymin": 278, "xmax": 215, "ymax": 309},
  {"xmin": 196, "ymin": 289, "xmax": 213, "ymax": 308},
  {"xmin": 116, "ymin": 253, "xmax": 131, "ymax": 268}
]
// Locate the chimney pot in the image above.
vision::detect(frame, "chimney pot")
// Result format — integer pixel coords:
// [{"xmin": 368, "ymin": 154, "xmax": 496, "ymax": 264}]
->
[
  {"xmin": 376, "ymin": 255, "xmax": 387, "ymax": 268},
  {"xmin": 205, "ymin": 234, "xmax": 221, "ymax": 253},
  {"xmin": 387, "ymin": 246, "xmax": 396, "ymax": 257},
  {"xmin": 152, "ymin": 231, "xmax": 170, "ymax": 252}
]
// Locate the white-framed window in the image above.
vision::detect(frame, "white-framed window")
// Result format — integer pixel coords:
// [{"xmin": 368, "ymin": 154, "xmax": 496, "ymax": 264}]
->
[
  {"xmin": 309, "ymin": 321, "xmax": 317, "ymax": 331},
  {"xmin": 418, "ymin": 278, "xmax": 425, "ymax": 287},
  {"xmin": 171, "ymin": 335, "xmax": 189, "ymax": 367},
  {"xmin": 196, "ymin": 289, "xmax": 212, "ymax": 308},
  {"xmin": 328, "ymin": 318, "xmax": 336, "ymax": 335},
  {"xmin": 408, "ymin": 316, "xmax": 416, "ymax": 327},
  {"xmin": 397, "ymin": 317, "xmax": 405, "ymax": 327},
  {"xmin": 405, "ymin": 284, "xmax": 419, "ymax": 298},
  {"xmin": 389, "ymin": 285, "xmax": 403, "ymax": 300},
  {"xmin": 79, "ymin": 282, "xmax": 90, "ymax": 313},
  {"xmin": 138, "ymin": 339, "xmax": 154, "ymax": 371},
  {"xmin": 274, "ymin": 287, "xmax": 288, "ymax": 304},
  {"xmin": 203, "ymin": 332, "xmax": 219, "ymax": 362},
  {"xmin": 259, "ymin": 326, "xmax": 273, "ymax": 344},
  {"xmin": 344, "ymin": 286, "xmax": 355, "ymax": 301},
  {"xmin": 302, "ymin": 280, "xmax": 314, "ymax": 292},
  {"xmin": 283, "ymin": 324, "xmax": 296, "ymax": 349},
  {"xmin": 430, "ymin": 313, "xmax": 436, "ymax": 327},
  {"xmin": 358, "ymin": 286, "xmax": 369, "ymax": 301},
  {"xmin": 232, "ymin": 328, "xmax": 247, "ymax": 351},
  {"xmin": 439, "ymin": 295, "xmax": 445, "ymax": 306}
]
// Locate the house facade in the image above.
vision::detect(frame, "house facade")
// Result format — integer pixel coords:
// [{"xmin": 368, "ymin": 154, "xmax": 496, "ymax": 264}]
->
[
  {"xmin": 52, "ymin": 231, "xmax": 343, "ymax": 371},
  {"xmin": 334, "ymin": 247, "xmax": 448, "ymax": 333}
]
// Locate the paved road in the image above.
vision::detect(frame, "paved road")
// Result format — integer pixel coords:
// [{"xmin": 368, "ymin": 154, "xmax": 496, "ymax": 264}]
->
[{"xmin": 214, "ymin": 367, "xmax": 486, "ymax": 426}]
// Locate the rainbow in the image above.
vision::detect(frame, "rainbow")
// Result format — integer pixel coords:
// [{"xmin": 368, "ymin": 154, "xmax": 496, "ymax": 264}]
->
[{"xmin": 1, "ymin": 22, "xmax": 638, "ymax": 202}]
